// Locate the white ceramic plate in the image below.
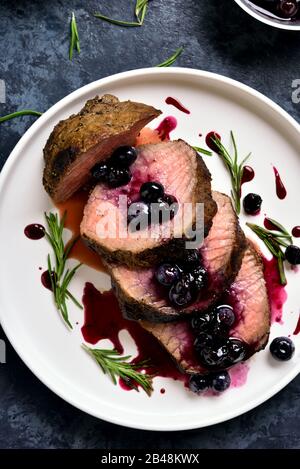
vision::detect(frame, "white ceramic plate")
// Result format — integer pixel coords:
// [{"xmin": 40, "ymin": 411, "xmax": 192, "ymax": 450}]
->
[
  {"xmin": 234, "ymin": 0, "xmax": 300, "ymax": 30},
  {"xmin": 0, "ymin": 68, "xmax": 300, "ymax": 431}
]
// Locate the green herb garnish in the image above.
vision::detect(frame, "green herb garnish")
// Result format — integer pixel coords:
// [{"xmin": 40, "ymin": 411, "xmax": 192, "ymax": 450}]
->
[
  {"xmin": 0, "ymin": 110, "xmax": 42, "ymax": 123},
  {"xmin": 94, "ymin": 0, "xmax": 149, "ymax": 27},
  {"xmin": 247, "ymin": 218, "xmax": 292, "ymax": 285},
  {"xmin": 211, "ymin": 131, "xmax": 251, "ymax": 214},
  {"xmin": 69, "ymin": 12, "xmax": 80, "ymax": 60},
  {"xmin": 156, "ymin": 47, "xmax": 184, "ymax": 67},
  {"xmin": 83, "ymin": 345, "xmax": 154, "ymax": 396},
  {"xmin": 193, "ymin": 146, "xmax": 213, "ymax": 156},
  {"xmin": 135, "ymin": 0, "xmax": 148, "ymax": 24},
  {"xmin": 45, "ymin": 212, "xmax": 82, "ymax": 328}
]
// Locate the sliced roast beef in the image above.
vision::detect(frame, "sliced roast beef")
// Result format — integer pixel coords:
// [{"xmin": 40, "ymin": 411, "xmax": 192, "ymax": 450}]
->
[
  {"xmin": 43, "ymin": 94, "xmax": 161, "ymax": 202},
  {"xmin": 81, "ymin": 140, "xmax": 217, "ymax": 267},
  {"xmin": 110, "ymin": 191, "xmax": 246, "ymax": 321},
  {"xmin": 140, "ymin": 244, "xmax": 271, "ymax": 374}
]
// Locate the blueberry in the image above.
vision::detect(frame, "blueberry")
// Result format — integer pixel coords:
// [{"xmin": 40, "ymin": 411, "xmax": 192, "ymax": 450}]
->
[
  {"xmin": 155, "ymin": 263, "xmax": 181, "ymax": 287},
  {"xmin": 211, "ymin": 371, "xmax": 231, "ymax": 392},
  {"xmin": 194, "ymin": 332, "xmax": 213, "ymax": 354},
  {"xmin": 227, "ymin": 338, "xmax": 247, "ymax": 365},
  {"xmin": 277, "ymin": 0, "xmax": 298, "ymax": 18},
  {"xmin": 140, "ymin": 181, "xmax": 164, "ymax": 203},
  {"xmin": 189, "ymin": 374, "xmax": 210, "ymax": 394},
  {"xmin": 285, "ymin": 245, "xmax": 300, "ymax": 265},
  {"xmin": 270, "ymin": 336, "xmax": 295, "ymax": 361},
  {"xmin": 182, "ymin": 249, "xmax": 201, "ymax": 268},
  {"xmin": 127, "ymin": 201, "xmax": 150, "ymax": 229},
  {"xmin": 169, "ymin": 273, "xmax": 197, "ymax": 307},
  {"xmin": 107, "ymin": 167, "xmax": 132, "ymax": 188},
  {"xmin": 110, "ymin": 146, "xmax": 137, "ymax": 167},
  {"xmin": 199, "ymin": 342, "xmax": 229, "ymax": 368},
  {"xmin": 215, "ymin": 305, "xmax": 235, "ymax": 328},
  {"xmin": 191, "ymin": 265, "xmax": 207, "ymax": 291},
  {"xmin": 243, "ymin": 193, "xmax": 262, "ymax": 215},
  {"xmin": 91, "ymin": 162, "xmax": 109, "ymax": 181},
  {"xmin": 163, "ymin": 194, "xmax": 179, "ymax": 219},
  {"xmin": 151, "ymin": 199, "xmax": 172, "ymax": 224},
  {"xmin": 191, "ymin": 312, "xmax": 213, "ymax": 332}
]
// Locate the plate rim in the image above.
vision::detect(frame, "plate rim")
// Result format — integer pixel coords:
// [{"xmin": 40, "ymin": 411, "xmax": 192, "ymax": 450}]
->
[{"xmin": 0, "ymin": 67, "xmax": 299, "ymax": 432}]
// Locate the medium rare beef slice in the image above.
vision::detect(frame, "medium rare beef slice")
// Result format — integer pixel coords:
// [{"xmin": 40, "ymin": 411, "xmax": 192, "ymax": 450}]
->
[
  {"xmin": 110, "ymin": 192, "xmax": 246, "ymax": 321},
  {"xmin": 43, "ymin": 94, "xmax": 161, "ymax": 202},
  {"xmin": 81, "ymin": 140, "xmax": 217, "ymax": 268},
  {"xmin": 140, "ymin": 244, "xmax": 271, "ymax": 374}
]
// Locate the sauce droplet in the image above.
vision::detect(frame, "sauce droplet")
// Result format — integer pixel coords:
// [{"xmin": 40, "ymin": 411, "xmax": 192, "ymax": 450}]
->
[
  {"xmin": 241, "ymin": 166, "xmax": 255, "ymax": 185},
  {"xmin": 273, "ymin": 166, "xmax": 287, "ymax": 200},
  {"xmin": 24, "ymin": 223, "xmax": 45, "ymax": 240},
  {"xmin": 160, "ymin": 388, "xmax": 166, "ymax": 394},
  {"xmin": 264, "ymin": 217, "xmax": 279, "ymax": 231},
  {"xmin": 292, "ymin": 226, "xmax": 300, "ymax": 238},
  {"xmin": 165, "ymin": 97, "xmax": 190, "ymax": 115},
  {"xmin": 293, "ymin": 314, "xmax": 300, "ymax": 335},
  {"xmin": 205, "ymin": 131, "xmax": 221, "ymax": 153},
  {"xmin": 155, "ymin": 116, "xmax": 177, "ymax": 141},
  {"xmin": 41, "ymin": 270, "xmax": 56, "ymax": 291}
]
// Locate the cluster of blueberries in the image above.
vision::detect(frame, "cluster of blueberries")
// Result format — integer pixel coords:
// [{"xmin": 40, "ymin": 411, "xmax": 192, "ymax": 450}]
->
[
  {"xmin": 155, "ymin": 250, "xmax": 207, "ymax": 307},
  {"xmin": 127, "ymin": 181, "xmax": 178, "ymax": 229},
  {"xmin": 91, "ymin": 145, "xmax": 137, "ymax": 188}
]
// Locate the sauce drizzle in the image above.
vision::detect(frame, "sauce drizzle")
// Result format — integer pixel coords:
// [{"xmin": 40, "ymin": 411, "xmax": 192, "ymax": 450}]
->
[
  {"xmin": 165, "ymin": 97, "xmax": 190, "ymax": 115},
  {"xmin": 156, "ymin": 116, "xmax": 177, "ymax": 141},
  {"xmin": 292, "ymin": 226, "xmax": 300, "ymax": 238},
  {"xmin": 273, "ymin": 166, "xmax": 287, "ymax": 200},
  {"xmin": 24, "ymin": 223, "xmax": 45, "ymax": 240}
]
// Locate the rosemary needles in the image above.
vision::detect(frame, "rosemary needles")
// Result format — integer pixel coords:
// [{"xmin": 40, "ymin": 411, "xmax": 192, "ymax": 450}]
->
[
  {"xmin": 45, "ymin": 211, "xmax": 82, "ymax": 328},
  {"xmin": 0, "ymin": 110, "xmax": 42, "ymax": 123},
  {"xmin": 83, "ymin": 345, "xmax": 154, "ymax": 395},
  {"xmin": 69, "ymin": 12, "xmax": 80, "ymax": 60},
  {"xmin": 94, "ymin": 0, "xmax": 149, "ymax": 27},
  {"xmin": 156, "ymin": 46, "xmax": 184, "ymax": 67}
]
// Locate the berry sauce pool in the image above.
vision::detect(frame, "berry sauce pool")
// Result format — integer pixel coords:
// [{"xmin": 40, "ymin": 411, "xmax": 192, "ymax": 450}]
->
[{"xmin": 155, "ymin": 116, "xmax": 177, "ymax": 140}]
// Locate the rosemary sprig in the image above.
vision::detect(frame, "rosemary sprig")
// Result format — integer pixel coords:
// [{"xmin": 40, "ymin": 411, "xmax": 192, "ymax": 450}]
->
[
  {"xmin": 246, "ymin": 220, "xmax": 293, "ymax": 285},
  {"xmin": 193, "ymin": 146, "xmax": 213, "ymax": 156},
  {"xmin": 135, "ymin": 0, "xmax": 148, "ymax": 24},
  {"xmin": 83, "ymin": 345, "xmax": 154, "ymax": 396},
  {"xmin": 94, "ymin": 1, "xmax": 149, "ymax": 27},
  {"xmin": 69, "ymin": 12, "xmax": 80, "ymax": 60},
  {"xmin": 0, "ymin": 110, "xmax": 42, "ymax": 123},
  {"xmin": 156, "ymin": 47, "xmax": 184, "ymax": 67},
  {"xmin": 211, "ymin": 132, "xmax": 251, "ymax": 214},
  {"xmin": 45, "ymin": 212, "xmax": 82, "ymax": 328}
]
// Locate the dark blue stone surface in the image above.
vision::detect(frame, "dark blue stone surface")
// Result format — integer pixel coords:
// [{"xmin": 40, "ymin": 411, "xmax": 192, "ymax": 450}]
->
[{"xmin": 0, "ymin": 0, "xmax": 299, "ymax": 449}]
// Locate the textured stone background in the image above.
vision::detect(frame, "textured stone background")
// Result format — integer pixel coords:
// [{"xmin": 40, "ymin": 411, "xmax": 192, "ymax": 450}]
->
[{"xmin": 0, "ymin": 0, "xmax": 300, "ymax": 449}]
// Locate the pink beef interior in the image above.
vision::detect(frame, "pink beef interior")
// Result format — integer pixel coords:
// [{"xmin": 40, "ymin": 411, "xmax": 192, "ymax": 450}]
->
[
  {"xmin": 81, "ymin": 140, "xmax": 200, "ymax": 255},
  {"xmin": 110, "ymin": 191, "xmax": 244, "ymax": 320}
]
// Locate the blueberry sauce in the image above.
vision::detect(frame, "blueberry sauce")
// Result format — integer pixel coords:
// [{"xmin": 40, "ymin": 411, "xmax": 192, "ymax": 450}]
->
[
  {"xmin": 24, "ymin": 223, "xmax": 45, "ymax": 240},
  {"xmin": 205, "ymin": 131, "xmax": 221, "ymax": 153},
  {"xmin": 248, "ymin": 0, "xmax": 300, "ymax": 21},
  {"xmin": 229, "ymin": 362, "xmax": 250, "ymax": 388},
  {"xmin": 81, "ymin": 283, "xmax": 187, "ymax": 391},
  {"xmin": 292, "ymin": 226, "xmax": 300, "ymax": 238},
  {"xmin": 241, "ymin": 166, "xmax": 255, "ymax": 186},
  {"xmin": 273, "ymin": 166, "xmax": 287, "ymax": 200},
  {"xmin": 41, "ymin": 270, "xmax": 54, "ymax": 291},
  {"xmin": 293, "ymin": 314, "xmax": 300, "ymax": 335},
  {"xmin": 262, "ymin": 256, "xmax": 287, "ymax": 323},
  {"xmin": 56, "ymin": 190, "xmax": 106, "ymax": 272},
  {"xmin": 264, "ymin": 217, "xmax": 280, "ymax": 231},
  {"xmin": 160, "ymin": 388, "xmax": 166, "ymax": 394},
  {"xmin": 155, "ymin": 116, "xmax": 177, "ymax": 140},
  {"xmin": 165, "ymin": 97, "xmax": 190, "ymax": 115}
]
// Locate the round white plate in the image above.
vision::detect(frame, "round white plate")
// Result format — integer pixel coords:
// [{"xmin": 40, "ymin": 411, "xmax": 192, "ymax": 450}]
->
[{"xmin": 0, "ymin": 68, "xmax": 299, "ymax": 431}]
